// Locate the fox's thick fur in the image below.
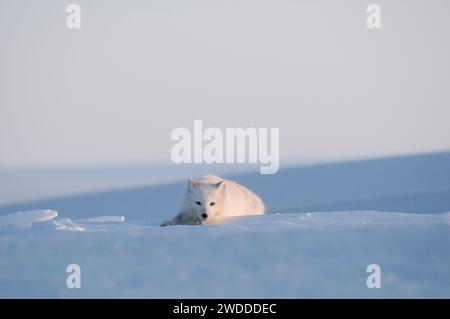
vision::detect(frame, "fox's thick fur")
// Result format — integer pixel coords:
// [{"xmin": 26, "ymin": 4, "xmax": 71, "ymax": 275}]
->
[{"xmin": 161, "ymin": 175, "xmax": 265, "ymax": 226}]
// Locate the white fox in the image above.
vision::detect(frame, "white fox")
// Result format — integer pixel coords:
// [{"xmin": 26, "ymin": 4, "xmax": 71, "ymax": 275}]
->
[{"xmin": 161, "ymin": 175, "xmax": 265, "ymax": 226}]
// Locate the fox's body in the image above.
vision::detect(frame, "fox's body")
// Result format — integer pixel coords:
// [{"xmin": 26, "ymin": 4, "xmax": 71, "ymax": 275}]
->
[{"xmin": 161, "ymin": 175, "xmax": 265, "ymax": 226}]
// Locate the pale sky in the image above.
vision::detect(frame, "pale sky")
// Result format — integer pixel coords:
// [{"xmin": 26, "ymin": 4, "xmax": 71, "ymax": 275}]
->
[{"xmin": 1, "ymin": 0, "xmax": 450, "ymax": 168}]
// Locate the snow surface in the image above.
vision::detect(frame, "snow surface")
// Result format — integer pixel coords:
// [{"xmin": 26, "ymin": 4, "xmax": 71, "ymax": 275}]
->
[
  {"xmin": 0, "ymin": 209, "xmax": 58, "ymax": 230},
  {"xmin": 0, "ymin": 209, "xmax": 449, "ymax": 298},
  {"xmin": 1, "ymin": 153, "xmax": 449, "ymax": 298}
]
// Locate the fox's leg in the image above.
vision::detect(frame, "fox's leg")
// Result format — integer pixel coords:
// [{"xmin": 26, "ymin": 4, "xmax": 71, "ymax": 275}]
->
[
  {"xmin": 160, "ymin": 213, "xmax": 179, "ymax": 227},
  {"xmin": 160, "ymin": 219, "xmax": 175, "ymax": 227},
  {"xmin": 160, "ymin": 214, "xmax": 182, "ymax": 226},
  {"xmin": 160, "ymin": 211, "xmax": 198, "ymax": 226}
]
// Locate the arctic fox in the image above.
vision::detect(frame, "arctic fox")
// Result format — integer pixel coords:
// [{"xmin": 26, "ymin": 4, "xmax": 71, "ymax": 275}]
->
[{"xmin": 161, "ymin": 175, "xmax": 265, "ymax": 226}]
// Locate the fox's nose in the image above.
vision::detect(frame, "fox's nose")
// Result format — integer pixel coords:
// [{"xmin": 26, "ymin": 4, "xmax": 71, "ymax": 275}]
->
[{"xmin": 202, "ymin": 213, "xmax": 208, "ymax": 219}]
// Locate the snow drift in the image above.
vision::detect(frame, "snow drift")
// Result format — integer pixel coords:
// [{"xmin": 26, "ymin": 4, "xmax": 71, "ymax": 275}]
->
[
  {"xmin": 1, "ymin": 153, "xmax": 449, "ymax": 298},
  {"xmin": 0, "ymin": 209, "xmax": 449, "ymax": 298}
]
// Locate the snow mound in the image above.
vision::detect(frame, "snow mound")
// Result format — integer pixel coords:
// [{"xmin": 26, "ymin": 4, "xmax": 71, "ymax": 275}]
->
[
  {"xmin": 77, "ymin": 216, "xmax": 125, "ymax": 223},
  {"xmin": 50, "ymin": 215, "xmax": 126, "ymax": 232},
  {"xmin": 0, "ymin": 209, "xmax": 57, "ymax": 230},
  {"xmin": 0, "ymin": 210, "xmax": 448, "ymax": 298},
  {"xmin": 0, "ymin": 210, "xmax": 126, "ymax": 232}
]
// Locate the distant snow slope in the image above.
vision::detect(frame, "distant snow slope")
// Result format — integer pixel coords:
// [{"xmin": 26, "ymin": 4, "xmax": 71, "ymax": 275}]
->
[
  {"xmin": 0, "ymin": 209, "xmax": 449, "ymax": 298},
  {"xmin": 1, "ymin": 152, "xmax": 449, "ymax": 220}
]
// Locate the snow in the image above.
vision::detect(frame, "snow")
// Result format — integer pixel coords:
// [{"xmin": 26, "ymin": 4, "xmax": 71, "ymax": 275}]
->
[
  {"xmin": 2, "ymin": 152, "xmax": 450, "ymax": 220},
  {"xmin": 0, "ymin": 209, "xmax": 58, "ymax": 230},
  {"xmin": 1, "ymin": 153, "xmax": 449, "ymax": 298},
  {"xmin": 0, "ymin": 209, "xmax": 449, "ymax": 298},
  {"xmin": 77, "ymin": 216, "xmax": 126, "ymax": 223}
]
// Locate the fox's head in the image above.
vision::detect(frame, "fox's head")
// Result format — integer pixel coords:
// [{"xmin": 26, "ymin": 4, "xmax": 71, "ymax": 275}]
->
[{"xmin": 186, "ymin": 178, "xmax": 224, "ymax": 224}]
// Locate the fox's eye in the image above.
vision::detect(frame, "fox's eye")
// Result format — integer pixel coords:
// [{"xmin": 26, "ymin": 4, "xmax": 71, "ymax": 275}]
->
[
  {"xmin": 196, "ymin": 201, "xmax": 202, "ymax": 206},
  {"xmin": 210, "ymin": 202, "xmax": 216, "ymax": 206}
]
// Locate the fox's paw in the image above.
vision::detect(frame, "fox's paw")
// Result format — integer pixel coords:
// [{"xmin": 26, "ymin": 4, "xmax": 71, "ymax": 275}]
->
[{"xmin": 160, "ymin": 220, "xmax": 173, "ymax": 227}]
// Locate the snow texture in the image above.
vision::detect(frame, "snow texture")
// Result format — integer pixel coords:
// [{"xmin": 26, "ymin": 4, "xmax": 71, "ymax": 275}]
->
[
  {"xmin": 0, "ymin": 209, "xmax": 449, "ymax": 298},
  {"xmin": 0, "ymin": 153, "xmax": 449, "ymax": 298},
  {"xmin": 0, "ymin": 209, "xmax": 57, "ymax": 230}
]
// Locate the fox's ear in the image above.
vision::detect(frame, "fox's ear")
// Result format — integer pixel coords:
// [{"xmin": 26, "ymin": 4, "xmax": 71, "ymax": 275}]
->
[
  {"xmin": 188, "ymin": 178, "xmax": 198, "ymax": 192},
  {"xmin": 214, "ymin": 181, "xmax": 224, "ymax": 189}
]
